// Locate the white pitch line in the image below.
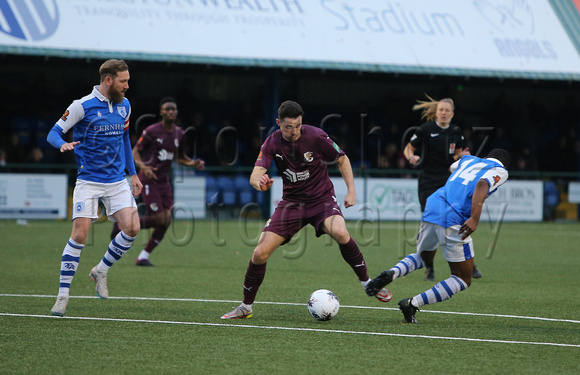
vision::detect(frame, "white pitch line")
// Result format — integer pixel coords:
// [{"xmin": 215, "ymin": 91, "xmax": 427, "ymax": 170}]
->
[
  {"xmin": 1, "ymin": 293, "xmax": 579, "ymax": 324},
  {"xmin": 1, "ymin": 312, "xmax": 579, "ymax": 348}
]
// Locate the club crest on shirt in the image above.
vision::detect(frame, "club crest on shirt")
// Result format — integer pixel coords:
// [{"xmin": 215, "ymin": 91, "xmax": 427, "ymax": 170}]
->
[
  {"xmin": 304, "ymin": 151, "xmax": 313, "ymax": 162},
  {"xmin": 117, "ymin": 105, "xmax": 127, "ymax": 118}
]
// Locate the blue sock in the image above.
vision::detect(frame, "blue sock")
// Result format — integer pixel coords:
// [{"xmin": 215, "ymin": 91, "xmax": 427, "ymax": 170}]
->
[
  {"xmin": 58, "ymin": 238, "xmax": 83, "ymax": 296},
  {"xmin": 413, "ymin": 275, "xmax": 468, "ymax": 308},
  {"xmin": 97, "ymin": 231, "xmax": 135, "ymax": 271},
  {"xmin": 391, "ymin": 253, "xmax": 425, "ymax": 279}
]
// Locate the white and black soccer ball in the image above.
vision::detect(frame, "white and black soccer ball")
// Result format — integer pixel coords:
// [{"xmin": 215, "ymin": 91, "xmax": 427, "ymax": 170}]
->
[{"xmin": 307, "ymin": 289, "xmax": 340, "ymax": 321}]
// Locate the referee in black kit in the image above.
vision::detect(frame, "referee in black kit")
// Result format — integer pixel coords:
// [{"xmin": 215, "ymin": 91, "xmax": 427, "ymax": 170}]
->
[{"xmin": 403, "ymin": 95, "xmax": 481, "ymax": 281}]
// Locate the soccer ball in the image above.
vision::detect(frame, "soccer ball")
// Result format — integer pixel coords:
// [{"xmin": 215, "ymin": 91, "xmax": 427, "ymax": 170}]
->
[{"xmin": 307, "ymin": 289, "xmax": 340, "ymax": 321}]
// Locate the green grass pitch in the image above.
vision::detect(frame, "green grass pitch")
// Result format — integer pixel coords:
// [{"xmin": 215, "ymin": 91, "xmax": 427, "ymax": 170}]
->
[{"xmin": 1, "ymin": 219, "xmax": 579, "ymax": 374}]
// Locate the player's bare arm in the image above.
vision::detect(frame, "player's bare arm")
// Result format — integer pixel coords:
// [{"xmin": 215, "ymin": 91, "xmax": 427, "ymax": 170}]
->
[
  {"xmin": 459, "ymin": 179, "xmax": 490, "ymax": 239},
  {"xmin": 336, "ymin": 154, "xmax": 356, "ymax": 208},
  {"xmin": 177, "ymin": 143, "xmax": 205, "ymax": 170},
  {"xmin": 250, "ymin": 166, "xmax": 272, "ymax": 191},
  {"xmin": 132, "ymin": 145, "xmax": 157, "ymax": 180},
  {"xmin": 60, "ymin": 141, "xmax": 80, "ymax": 152},
  {"xmin": 178, "ymin": 156, "xmax": 205, "ymax": 170},
  {"xmin": 130, "ymin": 174, "xmax": 143, "ymax": 197}
]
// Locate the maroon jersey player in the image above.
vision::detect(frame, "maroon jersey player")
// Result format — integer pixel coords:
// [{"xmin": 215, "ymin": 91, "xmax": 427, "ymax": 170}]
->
[
  {"xmin": 112, "ymin": 97, "xmax": 204, "ymax": 266},
  {"xmin": 221, "ymin": 100, "xmax": 393, "ymax": 320}
]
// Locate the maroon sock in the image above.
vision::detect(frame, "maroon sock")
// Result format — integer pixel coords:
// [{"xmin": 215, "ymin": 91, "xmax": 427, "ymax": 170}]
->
[
  {"xmin": 144, "ymin": 226, "xmax": 168, "ymax": 253},
  {"xmin": 242, "ymin": 261, "xmax": 267, "ymax": 305},
  {"xmin": 339, "ymin": 237, "xmax": 369, "ymax": 281}
]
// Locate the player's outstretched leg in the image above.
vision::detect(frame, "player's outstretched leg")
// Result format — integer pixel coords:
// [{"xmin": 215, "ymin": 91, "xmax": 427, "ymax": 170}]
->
[
  {"xmin": 366, "ymin": 253, "xmax": 425, "ymax": 297},
  {"xmin": 399, "ymin": 275, "xmax": 468, "ymax": 323},
  {"xmin": 366, "ymin": 270, "xmax": 395, "ymax": 297}
]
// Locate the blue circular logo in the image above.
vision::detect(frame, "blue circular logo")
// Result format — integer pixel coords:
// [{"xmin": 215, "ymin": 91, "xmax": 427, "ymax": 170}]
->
[{"xmin": 0, "ymin": 0, "xmax": 59, "ymax": 41}]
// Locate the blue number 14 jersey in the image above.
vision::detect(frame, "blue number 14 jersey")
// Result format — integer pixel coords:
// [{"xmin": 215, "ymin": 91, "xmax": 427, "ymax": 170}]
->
[{"xmin": 422, "ymin": 155, "xmax": 509, "ymax": 228}]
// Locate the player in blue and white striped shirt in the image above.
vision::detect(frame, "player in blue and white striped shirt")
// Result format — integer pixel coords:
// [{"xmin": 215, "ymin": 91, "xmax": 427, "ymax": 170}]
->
[
  {"xmin": 366, "ymin": 149, "xmax": 510, "ymax": 323},
  {"xmin": 46, "ymin": 59, "xmax": 142, "ymax": 316}
]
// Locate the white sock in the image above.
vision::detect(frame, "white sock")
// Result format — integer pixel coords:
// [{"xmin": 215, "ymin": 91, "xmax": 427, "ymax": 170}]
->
[
  {"xmin": 137, "ymin": 250, "xmax": 150, "ymax": 260},
  {"xmin": 241, "ymin": 303, "xmax": 253, "ymax": 310}
]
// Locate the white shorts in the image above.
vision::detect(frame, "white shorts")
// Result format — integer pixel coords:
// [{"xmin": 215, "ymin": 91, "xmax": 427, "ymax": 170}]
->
[
  {"xmin": 416, "ymin": 221, "xmax": 474, "ymax": 262},
  {"xmin": 72, "ymin": 179, "xmax": 137, "ymax": 221}
]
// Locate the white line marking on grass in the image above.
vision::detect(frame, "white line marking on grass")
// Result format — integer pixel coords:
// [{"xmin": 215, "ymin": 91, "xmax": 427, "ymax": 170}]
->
[
  {"xmin": 1, "ymin": 312, "xmax": 579, "ymax": 348},
  {"xmin": 2, "ymin": 293, "xmax": 580, "ymax": 324}
]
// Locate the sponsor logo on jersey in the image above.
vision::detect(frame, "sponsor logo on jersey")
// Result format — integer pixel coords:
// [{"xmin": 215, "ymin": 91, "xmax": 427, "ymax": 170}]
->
[
  {"xmin": 0, "ymin": 0, "xmax": 59, "ymax": 41},
  {"xmin": 158, "ymin": 149, "xmax": 175, "ymax": 161},
  {"xmin": 61, "ymin": 110, "xmax": 69, "ymax": 121},
  {"xmin": 493, "ymin": 175, "xmax": 501, "ymax": 186},
  {"xmin": 283, "ymin": 169, "xmax": 310, "ymax": 183},
  {"xmin": 93, "ymin": 124, "xmax": 124, "ymax": 135},
  {"xmin": 275, "ymin": 154, "xmax": 283, "ymax": 160},
  {"xmin": 303, "ymin": 151, "xmax": 313, "ymax": 162},
  {"xmin": 257, "ymin": 151, "xmax": 263, "ymax": 161},
  {"xmin": 430, "ymin": 133, "xmax": 440, "ymax": 137},
  {"xmin": 332, "ymin": 142, "xmax": 341, "ymax": 153}
]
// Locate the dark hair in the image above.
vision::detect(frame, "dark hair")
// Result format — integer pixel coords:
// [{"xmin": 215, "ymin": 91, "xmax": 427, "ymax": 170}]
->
[
  {"xmin": 99, "ymin": 59, "xmax": 128, "ymax": 82},
  {"xmin": 278, "ymin": 100, "xmax": 304, "ymax": 120},
  {"xmin": 487, "ymin": 148, "xmax": 511, "ymax": 169},
  {"xmin": 159, "ymin": 97, "xmax": 177, "ymax": 108}
]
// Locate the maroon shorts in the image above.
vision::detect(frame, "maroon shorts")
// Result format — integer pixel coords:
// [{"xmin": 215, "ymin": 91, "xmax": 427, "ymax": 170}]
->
[
  {"xmin": 263, "ymin": 196, "xmax": 343, "ymax": 244},
  {"xmin": 141, "ymin": 180, "xmax": 173, "ymax": 215}
]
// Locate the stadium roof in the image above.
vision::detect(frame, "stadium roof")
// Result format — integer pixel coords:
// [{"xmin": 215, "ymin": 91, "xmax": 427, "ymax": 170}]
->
[{"xmin": 1, "ymin": 0, "xmax": 580, "ymax": 81}]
